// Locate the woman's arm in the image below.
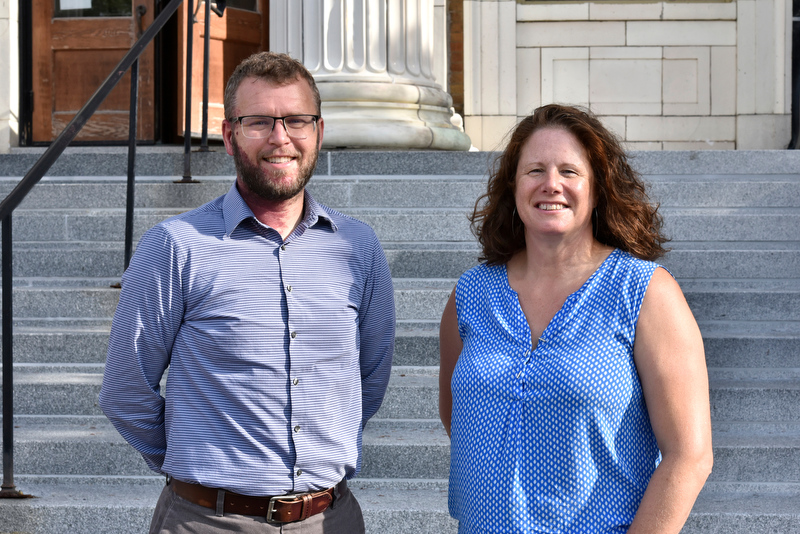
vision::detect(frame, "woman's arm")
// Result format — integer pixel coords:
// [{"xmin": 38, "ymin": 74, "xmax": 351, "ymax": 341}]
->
[
  {"xmin": 439, "ymin": 289, "xmax": 463, "ymax": 437},
  {"xmin": 629, "ymin": 267, "xmax": 714, "ymax": 533}
]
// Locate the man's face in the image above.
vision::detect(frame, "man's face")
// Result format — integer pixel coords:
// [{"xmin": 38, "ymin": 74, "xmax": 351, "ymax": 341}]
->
[{"xmin": 222, "ymin": 77, "xmax": 323, "ymax": 202}]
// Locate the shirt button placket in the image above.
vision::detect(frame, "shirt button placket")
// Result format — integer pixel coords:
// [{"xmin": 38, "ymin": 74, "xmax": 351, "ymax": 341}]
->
[
  {"xmin": 517, "ymin": 349, "xmax": 533, "ymax": 380},
  {"xmin": 281, "ymin": 241, "xmax": 302, "ymax": 483}
]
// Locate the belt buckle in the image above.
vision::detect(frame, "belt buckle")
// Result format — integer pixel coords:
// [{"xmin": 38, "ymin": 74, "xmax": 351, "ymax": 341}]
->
[{"xmin": 265, "ymin": 492, "xmax": 307, "ymax": 524}]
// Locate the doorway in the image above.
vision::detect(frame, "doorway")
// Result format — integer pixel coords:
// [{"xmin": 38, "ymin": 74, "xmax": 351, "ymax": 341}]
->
[
  {"xmin": 31, "ymin": 0, "xmax": 157, "ymax": 142},
  {"xmin": 27, "ymin": 0, "xmax": 269, "ymax": 145}
]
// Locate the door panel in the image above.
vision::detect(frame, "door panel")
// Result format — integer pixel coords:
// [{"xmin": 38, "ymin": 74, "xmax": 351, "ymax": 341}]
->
[
  {"xmin": 32, "ymin": 0, "xmax": 156, "ymax": 142},
  {"xmin": 177, "ymin": 0, "xmax": 268, "ymax": 139},
  {"xmin": 53, "ymin": 50, "xmax": 134, "ymax": 110}
]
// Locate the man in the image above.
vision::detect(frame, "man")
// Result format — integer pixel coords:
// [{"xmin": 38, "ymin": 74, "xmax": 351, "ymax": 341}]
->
[{"xmin": 99, "ymin": 52, "xmax": 395, "ymax": 533}]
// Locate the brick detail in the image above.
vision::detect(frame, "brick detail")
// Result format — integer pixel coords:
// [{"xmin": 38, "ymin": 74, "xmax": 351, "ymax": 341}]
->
[{"xmin": 448, "ymin": 0, "xmax": 464, "ymax": 118}]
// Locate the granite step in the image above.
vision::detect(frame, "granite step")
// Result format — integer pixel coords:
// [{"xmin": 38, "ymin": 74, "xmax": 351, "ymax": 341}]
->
[
  {"xmin": 392, "ymin": 320, "xmax": 800, "ymax": 368},
  {"xmin": 644, "ymin": 174, "xmax": 800, "ymax": 208},
  {"xmin": 5, "ymin": 417, "xmax": 799, "ymax": 484},
  {"xmin": 5, "ymin": 318, "xmax": 798, "ymax": 367},
  {"xmin": 685, "ymin": 482, "xmax": 800, "ymax": 533},
  {"xmin": 377, "ymin": 368, "xmax": 800, "ymax": 423},
  {"xmin": 6, "ymin": 241, "xmax": 800, "ymax": 280},
  {"xmin": 0, "ymin": 475, "xmax": 462, "ymax": 534},
  {"xmin": 2, "ymin": 174, "xmax": 800, "ymax": 211},
  {"xmin": 6, "ymin": 279, "xmax": 798, "ymax": 323},
  {"xmin": 4, "ymin": 205, "xmax": 800, "ymax": 244},
  {"xmin": 0, "ymin": 477, "xmax": 799, "ymax": 534},
  {"xmin": 4, "ymin": 327, "xmax": 111, "ymax": 364},
  {"xmin": 2, "ymin": 146, "xmax": 800, "ymax": 179},
  {"xmin": 6, "ymin": 360, "xmax": 800, "ymax": 423},
  {"xmin": 3, "ymin": 416, "xmax": 451, "ymax": 480},
  {"xmin": 393, "ymin": 278, "xmax": 800, "ymax": 322}
]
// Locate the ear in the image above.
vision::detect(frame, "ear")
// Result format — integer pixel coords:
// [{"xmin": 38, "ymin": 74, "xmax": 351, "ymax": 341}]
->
[
  {"xmin": 316, "ymin": 117, "xmax": 325, "ymax": 150},
  {"xmin": 222, "ymin": 119, "xmax": 236, "ymax": 156}
]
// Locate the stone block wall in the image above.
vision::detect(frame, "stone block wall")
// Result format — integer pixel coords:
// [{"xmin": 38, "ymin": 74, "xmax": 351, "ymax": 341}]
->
[{"xmin": 463, "ymin": 0, "xmax": 793, "ymax": 151}]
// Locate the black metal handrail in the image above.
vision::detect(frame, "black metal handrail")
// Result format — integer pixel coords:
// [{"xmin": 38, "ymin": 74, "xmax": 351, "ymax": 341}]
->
[
  {"xmin": 0, "ymin": 0, "xmax": 220, "ymax": 497},
  {"xmin": 790, "ymin": 4, "xmax": 799, "ymax": 149}
]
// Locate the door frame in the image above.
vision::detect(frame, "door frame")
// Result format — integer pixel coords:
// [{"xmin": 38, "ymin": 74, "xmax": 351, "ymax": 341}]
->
[
  {"xmin": 19, "ymin": 0, "xmax": 33, "ymax": 146},
  {"xmin": 23, "ymin": 0, "xmax": 161, "ymax": 145}
]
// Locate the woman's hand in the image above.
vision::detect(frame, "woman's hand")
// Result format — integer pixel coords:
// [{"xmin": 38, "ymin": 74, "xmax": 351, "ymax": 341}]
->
[
  {"xmin": 439, "ymin": 289, "xmax": 462, "ymax": 438},
  {"xmin": 629, "ymin": 267, "xmax": 714, "ymax": 533}
]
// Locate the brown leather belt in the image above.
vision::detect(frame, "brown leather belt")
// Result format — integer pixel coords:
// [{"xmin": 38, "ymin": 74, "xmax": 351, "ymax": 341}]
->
[{"xmin": 169, "ymin": 478, "xmax": 335, "ymax": 523}]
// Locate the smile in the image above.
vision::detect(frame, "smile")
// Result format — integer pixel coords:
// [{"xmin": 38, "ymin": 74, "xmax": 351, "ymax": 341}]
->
[
  {"xmin": 538, "ymin": 203, "xmax": 565, "ymax": 211},
  {"xmin": 265, "ymin": 156, "xmax": 295, "ymax": 164}
]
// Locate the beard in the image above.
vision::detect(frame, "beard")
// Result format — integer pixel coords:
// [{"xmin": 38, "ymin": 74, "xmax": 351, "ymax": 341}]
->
[{"xmin": 231, "ymin": 135, "xmax": 318, "ymax": 202}]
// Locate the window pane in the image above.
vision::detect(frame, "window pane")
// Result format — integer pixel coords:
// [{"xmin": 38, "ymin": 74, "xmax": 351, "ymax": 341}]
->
[
  {"xmin": 55, "ymin": 0, "xmax": 132, "ymax": 17},
  {"xmin": 223, "ymin": 0, "xmax": 258, "ymax": 12}
]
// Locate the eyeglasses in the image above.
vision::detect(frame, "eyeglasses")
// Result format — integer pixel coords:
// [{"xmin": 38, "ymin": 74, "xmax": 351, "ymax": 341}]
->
[{"xmin": 233, "ymin": 115, "xmax": 320, "ymax": 139}]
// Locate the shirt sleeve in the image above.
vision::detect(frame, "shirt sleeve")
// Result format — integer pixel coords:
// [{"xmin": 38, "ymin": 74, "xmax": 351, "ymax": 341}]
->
[
  {"xmin": 357, "ymin": 233, "xmax": 395, "ymax": 427},
  {"xmin": 98, "ymin": 225, "xmax": 185, "ymax": 473}
]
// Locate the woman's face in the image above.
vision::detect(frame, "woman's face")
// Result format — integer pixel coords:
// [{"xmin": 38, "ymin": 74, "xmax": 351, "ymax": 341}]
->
[{"xmin": 514, "ymin": 127, "xmax": 596, "ymax": 241}]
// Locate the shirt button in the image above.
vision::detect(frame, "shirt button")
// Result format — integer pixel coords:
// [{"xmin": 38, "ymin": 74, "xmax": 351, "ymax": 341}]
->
[
  {"xmin": 292, "ymin": 377, "xmax": 299, "ymax": 386},
  {"xmin": 280, "ymin": 245, "xmax": 286, "ymax": 251},
  {"xmin": 291, "ymin": 331, "xmax": 297, "ymax": 339},
  {"xmin": 286, "ymin": 285, "xmax": 292, "ymax": 292},
  {"xmin": 296, "ymin": 469, "xmax": 302, "ymax": 476},
  {"xmin": 294, "ymin": 425, "xmax": 301, "ymax": 433}
]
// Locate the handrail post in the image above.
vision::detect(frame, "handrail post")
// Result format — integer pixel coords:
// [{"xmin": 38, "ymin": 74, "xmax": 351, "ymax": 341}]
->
[
  {"xmin": 200, "ymin": 0, "xmax": 211, "ymax": 151},
  {"xmin": 124, "ymin": 59, "xmax": 140, "ymax": 271},
  {"xmin": 1, "ymin": 215, "xmax": 13, "ymax": 493},
  {"xmin": 790, "ymin": 8, "xmax": 799, "ymax": 149},
  {"xmin": 1, "ymin": 214, "xmax": 27, "ymax": 498},
  {"xmin": 181, "ymin": 0, "xmax": 195, "ymax": 181}
]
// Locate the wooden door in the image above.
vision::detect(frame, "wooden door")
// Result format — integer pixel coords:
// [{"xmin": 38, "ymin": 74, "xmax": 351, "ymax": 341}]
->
[
  {"xmin": 31, "ymin": 0, "xmax": 156, "ymax": 142},
  {"xmin": 177, "ymin": 0, "xmax": 269, "ymax": 139}
]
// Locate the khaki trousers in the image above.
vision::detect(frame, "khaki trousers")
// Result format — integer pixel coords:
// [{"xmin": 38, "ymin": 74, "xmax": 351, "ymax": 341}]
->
[{"xmin": 149, "ymin": 479, "xmax": 365, "ymax": 534}]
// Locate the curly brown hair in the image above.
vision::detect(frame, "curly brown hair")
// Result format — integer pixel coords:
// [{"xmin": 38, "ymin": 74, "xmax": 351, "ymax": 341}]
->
[
  {"xmin": 224, "ymin": 52, "xmax": 321, "ymax": 120},
  {"xmin": 471, "ymin": 104, "xmax": 668, "ymax": 264}
]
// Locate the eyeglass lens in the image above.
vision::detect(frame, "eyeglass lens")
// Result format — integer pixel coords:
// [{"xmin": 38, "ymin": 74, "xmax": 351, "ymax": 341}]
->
[{"xmin": 240, "ymin": 116, "xmax": 316, "ymax": 139}]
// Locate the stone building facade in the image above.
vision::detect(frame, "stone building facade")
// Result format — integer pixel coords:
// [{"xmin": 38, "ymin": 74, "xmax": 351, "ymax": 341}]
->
[
  {"xmin": 460, "ymin": 0, "xmax": 794, "ymax": 151},
  {"xmin": 0, "ymin": 0, "xmax": 795, "ymax": 152}
]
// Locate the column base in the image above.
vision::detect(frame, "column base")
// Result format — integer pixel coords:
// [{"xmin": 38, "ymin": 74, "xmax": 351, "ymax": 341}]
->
[{"xmin": 318, "ymin": 82, "xmax": 472, "ymax": 151}]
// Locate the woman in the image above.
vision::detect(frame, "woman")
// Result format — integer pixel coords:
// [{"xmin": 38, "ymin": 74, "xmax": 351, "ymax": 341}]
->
[{"xmin": 439, "ymin": 104, "xmax": 713, "ymax": 533}]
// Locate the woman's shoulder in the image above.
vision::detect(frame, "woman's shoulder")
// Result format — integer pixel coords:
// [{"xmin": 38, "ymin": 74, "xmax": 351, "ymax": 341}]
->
[
  {"xmin": 454, "ymin": 262, "xmax": 508, "ymax": 303},
  {"xmin": 457, "ymin": 262, "xmax": 505, "ymax": 287},
  {"xmin": 610, "ymin": 249, "xmax": 665, "ymax": 278}
]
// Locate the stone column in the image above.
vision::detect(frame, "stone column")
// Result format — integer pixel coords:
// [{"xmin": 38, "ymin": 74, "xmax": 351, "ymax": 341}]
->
[
  {"xmin": 270, "ymin": 0, "xmax": 471, "ymax": 150},
  {"xmin": 0, "ymin": 0, "xmax": 19, "ymax": 153}
]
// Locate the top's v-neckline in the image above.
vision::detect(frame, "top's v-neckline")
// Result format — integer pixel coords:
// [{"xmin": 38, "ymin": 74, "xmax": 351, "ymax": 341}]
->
[{"xmin": 502, "ymin": 248, "xmax": 619, "ymax": 349}]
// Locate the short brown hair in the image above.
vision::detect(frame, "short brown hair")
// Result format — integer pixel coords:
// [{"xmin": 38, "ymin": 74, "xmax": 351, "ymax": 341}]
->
[
  {"xmin": 224, "ymin": 52, "xmax": 321, "ymax": 119},
  {"xmin": 471, "ymin": 104, "xmax": 668, "ymax": 264}
]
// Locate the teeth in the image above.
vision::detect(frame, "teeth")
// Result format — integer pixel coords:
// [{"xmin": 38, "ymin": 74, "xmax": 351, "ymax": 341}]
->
[
  {"xmin": 266, "ymin": 156, "xmax": 293, "ymax": 163},
  {"xmin": 539, "ymin": 203, "xmax": 564, "ymax": 211}
]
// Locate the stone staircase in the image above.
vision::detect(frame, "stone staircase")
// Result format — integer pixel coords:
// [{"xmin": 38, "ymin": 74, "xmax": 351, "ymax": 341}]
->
[{"xmin": 0, "ymin": 147, "xmax": 799, "ymax": 533}]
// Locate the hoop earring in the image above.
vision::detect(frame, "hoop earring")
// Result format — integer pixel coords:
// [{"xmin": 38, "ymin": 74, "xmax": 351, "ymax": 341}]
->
[
  {"xmin": 512, "ymin": 206, "xmax": 519, "ymax": 237},
  {"xmin": 592, "ymin": 208, "xmax": 598, "ymax": 239}
]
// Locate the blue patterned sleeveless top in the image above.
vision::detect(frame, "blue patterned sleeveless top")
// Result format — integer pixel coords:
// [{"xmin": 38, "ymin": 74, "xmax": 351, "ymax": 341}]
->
[{"xmin": 449, "ymin": 249, "xmax": 662, "ymax": 533}]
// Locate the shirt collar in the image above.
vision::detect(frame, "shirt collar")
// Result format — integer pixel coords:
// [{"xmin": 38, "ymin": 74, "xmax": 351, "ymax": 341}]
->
[
  {"xmin": 301, "ymin": 190, "xmax": 338, "ymax": 233},
  {"xmin": 222, "ymin": 182, "xmax": 337, "ymax": 237}
]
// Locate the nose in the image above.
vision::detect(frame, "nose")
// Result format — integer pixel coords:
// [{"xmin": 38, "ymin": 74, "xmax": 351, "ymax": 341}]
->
[
  {"xmin": 267, "ymin": 118, "xmax": 290, "ymax": 143},
  {"xmin": 540, "ymin": 167, "xmax": 563, "ymax": 193}
]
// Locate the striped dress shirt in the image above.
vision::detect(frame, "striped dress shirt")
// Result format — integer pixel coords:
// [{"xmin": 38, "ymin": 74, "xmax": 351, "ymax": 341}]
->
[{"xmin": 99, "ymin": 183, "xmax": 395, "ymax": 496}]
